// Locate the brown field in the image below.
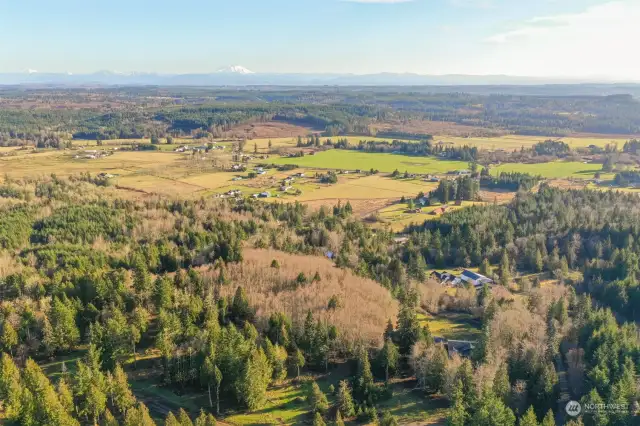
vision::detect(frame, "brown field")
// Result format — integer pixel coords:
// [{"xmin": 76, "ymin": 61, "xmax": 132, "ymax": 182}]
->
[
  {"xmin": 303, "ymin": 198, "xmax": 395, "ymax": 217},
  {"xmin": 207, "ymin": 248, "xmax": 399, "ymax": 347},
  {"xmin": 478, "ymin": 189, "xmax": 517, "ymax": 203},
  {"xmin": 224, "ymin": 120, "xmax": 318, "ymax": 139}
]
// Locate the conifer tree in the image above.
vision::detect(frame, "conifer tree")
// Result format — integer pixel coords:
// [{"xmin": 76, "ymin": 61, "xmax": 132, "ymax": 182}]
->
[
  {"xmin": 447, "ymin": 380, "xmax": 467, "ymax": 426},
  {"xmin": 239, "ymin": 348, "xmax": 272, "ymax": 410},
  {"xmin": 378, "ymin": 338, "xmax": 399, "ymax": 382},
  {"xmin": 195, "ymin": 410, "xmax": 217, "ymax": 426},
  {"xmin": 308, "ymin": 381, "xmax": 329, "ymax": 415},
  {"xmin": 541, "ymin": 410, "xmax": 555, "ymax": 426},
  {"xmin": 178, "ymin": 408, "xmax": 194, "ymax": 426},
  {"xmin": 313, "ymin": 412, "xmax": 327, "ymax": 426},
  {"xmin": 337, "ymin": 380, "xmax": 355, "ymax": 418},
  {"xmin": 520, "ymin": 406, "xmax": 539, "ymax": 426}
]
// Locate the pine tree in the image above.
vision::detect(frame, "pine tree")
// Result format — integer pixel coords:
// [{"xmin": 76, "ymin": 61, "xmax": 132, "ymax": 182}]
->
[
  {"xmin": 239, "ymin": 348, "xmax": 273, "ymax": 410},
  {"xmin": 519, "ymin": 406, "xmax": 539, "ymax": 426},
  {"xmin": 104, "ymin": 409, "xmax": 120, "ymax": 426},
  {"xmin": 337, "ymin": 380, "xmax": 355, "ymax": 418},
  {"xmin": 541, "ymin": 410, "xmax": 555, "ymax": 426},
  {"xmin": 166, "ymin": 412, "xmax": 182, "ymax": 426},
  {"xmin": 231, "ymin": 286, "xmax": 252, "ymax": 324},
  {"xmin": 112, "ymin": 364, "xmax": 135, "ymax": 416},
  {"xmin": 0, "ymin": 321, "xmax": 18, "ymax": 355},
  {"xmin": 292, "ymin": 348, "xmax": 305, "ymax": 378},
  {"xmin": 384, "ymin": 319, "xmax": 395, "ymax": 341},
  {"xmin": 353, "ymin": 348, "xmax": 374, "ymax": 402},
  {"xmin": 194, "ymin": 410, "xmax": 217, "ymax": 426},
  {"xmin": 50, "ymin": 296, "xmax": 80, "ymax": 352},
  {"xmin": 213, "ymin": 365, "xmax": 222, "ymax": 415},
  {"xmin": 470, "ymin": 391, "xmax": 516, "ymax": 426},
  {"xmin": 57, "ymin": 378, "xmax": 75, "ymax": 415},
  {"xmin": 124, "ymin": 402, "xmax": 156, "ymax": 426},
  {"xmin": 480, "ymin": 258, "xmax": 492, "ymax": 276},
  {"xmin": 178, "ymin": 408, "xmax": 194, "ymax": 426},
  {"xmin": 313, "ymin": 412, "xmax": 327, "ymax": 426},
  {"xmin": 535, "ymin": 249, "xmax": 544, "ymax": 273},
  {"xmin": 397, "ymin": 302, "xmax": 421, "ymax": 354},
  {"xmin": 21, "ymin": 359, "xmax": 79, "ymax": 426},
  {"xmin": 378, "ymin": 338, "xmax": 400, "ymax": 382},
  {"xmin": 499, "ymin": 251, "xmax": 511, "ymax": 286},
  {"xmin": 308, "ymin": 382, "xmax": 329, "ymax": 415},
  {"xmin": 447, "ymin": 380, "xmax": 467, "ymax": 426},
  {"xmin": 581, "ymin": 388, "xmax": 608, "ymax": 426},
  {"xmin": 334, "ymin": 411, "xmax": 345, "ymax": 426},
  {"xmin": 133, "ymin": 256, "xmax": 152, "ymax": 304},
  {"xmin": 493, "ymin": 364, "xmax": 510, "ymax": 405},
  {"xmin": 380, "ymin": 411, "xmax": 399, "ymax": 426},
  {"xmin": 0, "ymin": 353, "xmax": 22, "ymax": 420}
]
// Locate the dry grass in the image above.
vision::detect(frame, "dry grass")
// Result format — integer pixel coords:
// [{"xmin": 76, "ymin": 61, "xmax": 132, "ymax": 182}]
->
[
  {"xmin": 207, "ymin": 248, "xmax": 398, "ymax": 348},
  {"xmin": 225, "ymin": 121, "xmax": 317, "ymax": 141}
]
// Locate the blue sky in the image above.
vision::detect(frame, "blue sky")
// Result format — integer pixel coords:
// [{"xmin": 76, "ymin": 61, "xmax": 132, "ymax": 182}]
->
[{"xmin": 1, "ymin": 0, "xmax": 638, "ymax": 79}]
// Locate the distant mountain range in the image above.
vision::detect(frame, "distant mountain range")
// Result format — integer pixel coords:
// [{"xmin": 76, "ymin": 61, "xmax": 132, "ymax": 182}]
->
[{"xmin": 0, "ymin": 66, "xmax": 638, "ymax": 86}]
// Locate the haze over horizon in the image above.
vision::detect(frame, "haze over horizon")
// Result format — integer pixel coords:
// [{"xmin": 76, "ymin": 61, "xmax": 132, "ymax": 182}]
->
[{"xmin": 2, "ymin": 0, "xmax": 639, "ymax": 81}]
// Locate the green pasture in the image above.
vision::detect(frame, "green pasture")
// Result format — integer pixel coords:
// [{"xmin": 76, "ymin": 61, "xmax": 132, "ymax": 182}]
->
[
  {"xmin": 492, "ymin": 161, "xmax": 612, "ymax": 179},
  {"xmin": 270, "ymin": 150, "xmax": 469, "ymax": 174}
]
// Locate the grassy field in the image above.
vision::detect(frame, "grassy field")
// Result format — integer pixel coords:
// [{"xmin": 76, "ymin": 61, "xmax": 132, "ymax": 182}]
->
[
  {"xmin": 270, "ymin": 150, "xmax": 469, "ymax": 174},
  {"xmin": 418, "ymin": 312, "xmax": 482, "ymax": 341},
  {"xmin": 492, "ymin": 161, "xmax": 613, "ymax": 179},
  {"xmin": 433, "ymin": 134, "xmax": 630, "ymax": 150},
  {"xmin": 375, "ymin": 201, "xmax": 479, "ymax": 232}
]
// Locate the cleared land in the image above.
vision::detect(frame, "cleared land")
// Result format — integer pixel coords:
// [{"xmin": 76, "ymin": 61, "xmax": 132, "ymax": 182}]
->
[
  {"xmin": 433, "ymin": 134, "xmax": 629, "ymax": 150},
  {"xmin": 492, "ymin": 161, "xmax": 612, "ymax": 179},
  {"xmin": 375, "ymin": 201, "xmax": 480, "ymax": 232},
  {"xmin": 270, "ymin": 150, "xmax": 469, "ymax": 174},
  {"xmin": 418, "ymin": 312, "xmax": 482, "ymax": 341}
]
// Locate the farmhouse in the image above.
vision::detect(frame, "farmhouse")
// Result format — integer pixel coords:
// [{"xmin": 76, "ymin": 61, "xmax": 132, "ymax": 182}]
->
[
  {"xmin": 431, "ymin": 271, "xmax": 456, "ymax": 284},
  {"xmin": 446, "ymin": 340, "xmax": 476, "ymax": 358},
  {"xmin": 456, "ymin": 270, "xmax": 493, "ymax": 288},
  {"xmin": 431, "ymin": 206, "xmax": 449, "ymax": 215}
]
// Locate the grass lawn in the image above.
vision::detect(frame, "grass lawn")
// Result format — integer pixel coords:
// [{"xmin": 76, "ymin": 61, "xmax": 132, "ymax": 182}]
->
[
  {"xmin": 270, "ymin": 150, "xmax": 469, "ymax": 174},
  {"xmin": 418, "ymin": 312, "xmax": 482, "ymax": 341},
  {"xmin": 492, "ymin": 161, "xmax": 614, "ymax": 179}
]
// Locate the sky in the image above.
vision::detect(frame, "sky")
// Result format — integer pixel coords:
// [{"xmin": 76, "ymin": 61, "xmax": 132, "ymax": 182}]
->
[{"xmin": 1, "ymin": 0, "xmax": 639, "ymax": 79}]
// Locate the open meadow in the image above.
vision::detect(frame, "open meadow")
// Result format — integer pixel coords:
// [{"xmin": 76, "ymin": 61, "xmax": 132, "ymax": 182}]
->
[
  {"xmin": 492, "ymin": 161, "xmax": 613, "ymax": 179},
  {"xmin": 270, "ymin": 150, "xmax": 470, "ymax": 174},
  {"xmin": 433, "ymin": 134, "xmax": 630, "ymax": 150}
]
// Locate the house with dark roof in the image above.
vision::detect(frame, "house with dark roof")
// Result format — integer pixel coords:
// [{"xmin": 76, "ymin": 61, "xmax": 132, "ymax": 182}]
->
[
  {"xmin": 447, "ymin": 340, "xmax": 476, "ymax": 358},
  {"xmin": 433, "ymin": 337, "xmax": 476, "ymax": 358}
]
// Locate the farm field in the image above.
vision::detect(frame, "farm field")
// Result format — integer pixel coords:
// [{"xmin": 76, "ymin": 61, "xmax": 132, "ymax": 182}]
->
[
  {"xmin": 492, "ymin": 161, "xmax": 612, "ymax": 179},
  {"xmin": 245, "ymin": 136, "xmax": 415, "ymax": 153},
  {"xmin": 0, "ymin": 150, "xmax": 183, "ymax": 178},
  {"xmin": 270, "ymin": 150, "xmax": 469, "ymax": 174},
  {"xmin": 375, "ymin": 201, "xmax": 480, "ymax": 232},
  {"xmin": 433, "ymin": 134, "xmax": 630, "ymax": 150}
]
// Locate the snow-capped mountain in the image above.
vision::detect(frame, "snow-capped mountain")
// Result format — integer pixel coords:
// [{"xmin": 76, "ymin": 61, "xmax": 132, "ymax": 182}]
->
[{"xmin": 216, "ymin": 65, "xmax": 255, "ymax": 75}]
